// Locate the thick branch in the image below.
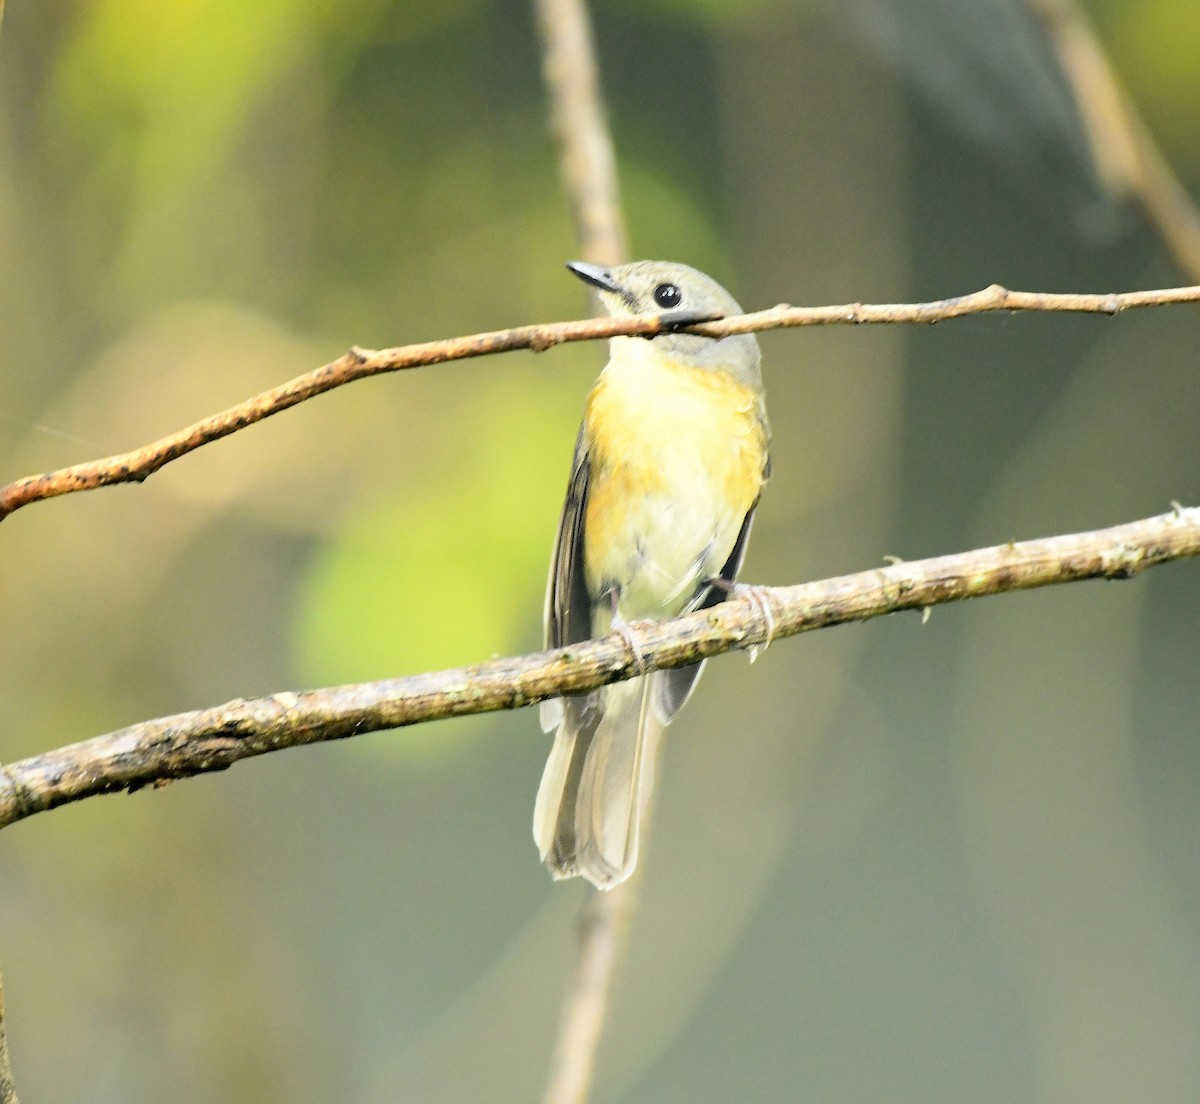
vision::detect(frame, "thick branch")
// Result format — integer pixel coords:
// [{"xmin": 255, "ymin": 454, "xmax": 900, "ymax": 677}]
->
[
  {"xmin": 1, "ymin": 506, "xmax": 1195, "ymax": 832},
  {"xmin": 1, "ymin": 284, "xmax": 1197, "ymax": 524}
]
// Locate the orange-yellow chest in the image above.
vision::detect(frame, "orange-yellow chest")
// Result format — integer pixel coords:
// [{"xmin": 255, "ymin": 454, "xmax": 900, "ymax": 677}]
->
[{"xmin": 581, "ymin": 338, "xmax": 768, "ymax": 624}]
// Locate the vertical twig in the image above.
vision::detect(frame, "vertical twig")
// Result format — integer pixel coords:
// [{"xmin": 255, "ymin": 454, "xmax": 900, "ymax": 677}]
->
[
  {"xmin": 534, "ymin": 0, "xmax": 628, "ymax": 269},
  {"xmin": 541, "ymin": 876, "xmax": 637, "ymax": 1104},
  {"xmin": 0, "ymin": 961, "xmax": 19, "ymax": 1104},
  {"xmin": 533, "ymin": 1, "xmax": 635, "ymax": 1101},
  {"xmin": 1029, "ymin": 0, "xmax": 1200, "ymax": 282}
]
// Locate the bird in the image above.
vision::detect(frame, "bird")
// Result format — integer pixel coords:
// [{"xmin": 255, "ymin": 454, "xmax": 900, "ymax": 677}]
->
[{"xmin": 534, "ymin": 259, "xmax": 771, "ymax": 889}]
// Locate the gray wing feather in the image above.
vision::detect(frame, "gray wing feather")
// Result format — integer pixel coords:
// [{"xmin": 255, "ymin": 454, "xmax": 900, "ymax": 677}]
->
[
  {"xmin": 540, "ymin": 428, "xmax": 596, "ymax": 733},
  {"xmin": 651, "ymin": 501, "xmax": 760, "ymax": 723}
]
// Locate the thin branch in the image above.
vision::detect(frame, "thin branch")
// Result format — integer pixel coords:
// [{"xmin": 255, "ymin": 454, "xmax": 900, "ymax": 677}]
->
[
  {"xmin": 533, "ymin": 0, "xmax": 627, "ymax": 267},
  {"xmin": 542, "ymin": 875, "xmax": 638, "ymax": 1104},
  {"xmin": 533, "ymin": 1, "xmax": 633, "ymax": 1098},
  {"xmin": 2, "ymin": 505, "xmax": 1196, "ymax": 833},
  {"xmin": 0, "ymin": 959, "xmax": 17, "ymax": 1104},
  {"xmin": 0, "ymin": 314, "xmax": 645, "ymax": 522},
  {"xmin": 1, "ymin": 282, "xmax": 1197, "ymax": 524},
  {"xmin": 1030, "ymin": 0, "xmax": 1200, "ymax": 282}
]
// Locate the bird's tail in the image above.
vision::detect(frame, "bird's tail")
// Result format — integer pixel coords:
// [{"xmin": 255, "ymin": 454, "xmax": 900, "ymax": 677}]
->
[{"xmin": 533, "ymin": 675, "xmax": 662, "ymax": 889}]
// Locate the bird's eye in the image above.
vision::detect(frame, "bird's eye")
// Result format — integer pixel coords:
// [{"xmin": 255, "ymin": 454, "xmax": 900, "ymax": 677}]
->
[{"xmin": 653, "ymin": 283, "xmax": 682, "ymax": 309}]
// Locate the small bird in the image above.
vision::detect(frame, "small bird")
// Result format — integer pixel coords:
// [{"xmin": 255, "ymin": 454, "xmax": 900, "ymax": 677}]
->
[{"xmin": 534, "ymin": 260, "xmax": 771, "ymax": 889}]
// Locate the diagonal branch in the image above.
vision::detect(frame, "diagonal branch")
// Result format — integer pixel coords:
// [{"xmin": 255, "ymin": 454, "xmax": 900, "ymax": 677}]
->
[
  {"xmin": 1029, "ymin": 0, "xmax": 1200, "ymax": 282},
  {"xmin": 2, "ymin": 505, "xmax": 1196, "ymax": 833},
  {"xmin": 0, "ymin": 282, "xmax": 1197, "ymax": 524}
]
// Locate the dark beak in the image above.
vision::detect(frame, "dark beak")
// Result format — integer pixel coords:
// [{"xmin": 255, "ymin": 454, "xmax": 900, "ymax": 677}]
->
[{"xmin": 566, "ymin": 260, "xmax": 620, "ymax": 294}]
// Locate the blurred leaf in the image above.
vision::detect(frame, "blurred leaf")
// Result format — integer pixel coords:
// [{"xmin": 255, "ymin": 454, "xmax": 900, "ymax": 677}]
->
[
  {"xmin": 628, "ymin": 0, "xmax": 790, "ymax": 22},
  {"xmin": 51, "ymin": 0, "xmax": 308, "ymax": 195},
  {"xmin": 822, "ymin": 0, "xmax": 1117, "ymax": 222},
  {"xmin": 46, "ymin": 0, "xmax": 315, "ymax": 314},
  {"xmin": 620, "ymin": 157, "xmax": 728, "ymax": 279},
  {"xmin": 295, "ymin": 371, "xmax": 577, "ymax": 693},
  {"xmin": 311, "ymin": 0, "xmax": 484, "ymax": 48},
  {"xmin": 1109, "ymin": 0, "xmax": 1200, "ymax": 171}
]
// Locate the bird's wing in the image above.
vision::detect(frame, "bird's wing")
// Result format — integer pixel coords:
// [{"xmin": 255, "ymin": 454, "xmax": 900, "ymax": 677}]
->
[
  {"xmin": 651, "ymin": 499, "xmax": 760, "ymax": 723},
  {"xmin": 540, "ymin": 427, "xmax": 595, "ymax": 732}
]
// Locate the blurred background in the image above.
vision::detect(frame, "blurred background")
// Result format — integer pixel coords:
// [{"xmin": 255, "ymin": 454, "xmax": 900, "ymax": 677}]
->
[{"xmin": 1, "ymin": 0, "xmax": 1198, "ymax": 1100}]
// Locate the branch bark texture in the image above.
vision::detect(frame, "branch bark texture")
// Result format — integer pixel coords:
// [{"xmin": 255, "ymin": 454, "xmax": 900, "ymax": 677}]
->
[
  {"xmin": 2, "ymin": 506, "xmax": 1195, "ymax": 833},
  {"xmin": 1, "ymin": 283, "xmax": 1197, "ymax": 524}
]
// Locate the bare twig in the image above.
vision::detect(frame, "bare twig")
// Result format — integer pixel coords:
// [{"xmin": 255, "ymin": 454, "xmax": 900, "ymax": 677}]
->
[
  {"xmin": 534, "ymin": 0, "xmax": 636, "ymax": 1097},
  {"xmin": 1, "ymin": 282, "xmax": 1197, "ymax": 524},
  {"xmin": 534, "ymin": 0, "xmax": 627, "ymax": 267},
  {"xmin": 0, "ymin": 959, "xmax": 18, "ymax": 1104},
  {"xmin": 1, "ymin": 505, "xmax": 1196, "ymax": 834},
  {"xmin": 0, "ymin": 314, "xmax": 645, "ymax": 522},
  {"xmin": 1030, "ymin": 0, "xmax": 1200, "ymax": 282},
  {"xmin": 542, "ymin": 877, "xmax": 637, "ymax": 1104}
]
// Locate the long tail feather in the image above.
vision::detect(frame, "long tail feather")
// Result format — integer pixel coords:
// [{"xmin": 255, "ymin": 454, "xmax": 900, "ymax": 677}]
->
[{"xmin": 533, "ymin": 676, "xmax": 662, "ymax": 889}]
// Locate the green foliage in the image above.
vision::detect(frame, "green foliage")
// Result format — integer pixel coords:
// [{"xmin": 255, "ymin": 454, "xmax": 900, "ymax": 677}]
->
[
  {"xmin": 295, "ymin": 373, "xmax": 578, "ymax": 685},
  {"xmin": 4, "ymin": 2, "xmax": 1200, "ymax": 1101},
  {"xmin": 1109, "ymin": 0, "xmax": 1200, "ymax": 169}
]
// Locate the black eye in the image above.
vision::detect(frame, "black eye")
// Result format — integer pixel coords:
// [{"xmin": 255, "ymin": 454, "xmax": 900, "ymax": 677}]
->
[{"xmin": 653, "ymin": 283, "xmax": 682, "ymax": 309}]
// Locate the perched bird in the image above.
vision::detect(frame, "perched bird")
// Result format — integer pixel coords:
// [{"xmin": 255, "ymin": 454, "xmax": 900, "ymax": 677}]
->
[{"xmin": 534, "ymin": 260, "xmax": 771, "ymax": 889}]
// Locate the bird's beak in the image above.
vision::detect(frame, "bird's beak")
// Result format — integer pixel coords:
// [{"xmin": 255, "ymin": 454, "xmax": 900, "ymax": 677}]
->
[{"xmin": 566, "ymin": 260, "xmax": 620, "ymax": 294}]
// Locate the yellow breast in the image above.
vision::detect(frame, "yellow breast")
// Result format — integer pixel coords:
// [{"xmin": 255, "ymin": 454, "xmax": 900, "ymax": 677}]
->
[{"xmin": 581, "ymin": 337, "xmax": 768, "ymax": 621}]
